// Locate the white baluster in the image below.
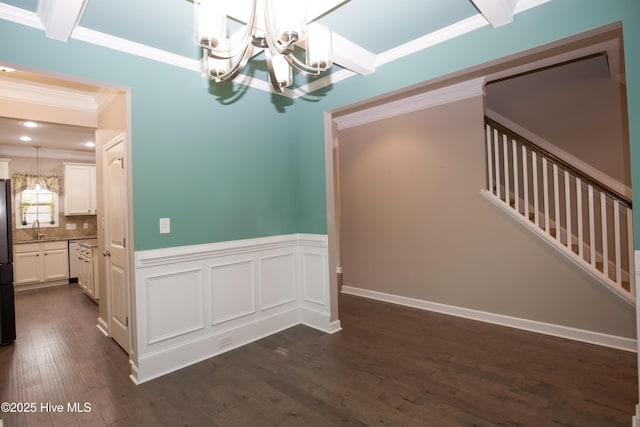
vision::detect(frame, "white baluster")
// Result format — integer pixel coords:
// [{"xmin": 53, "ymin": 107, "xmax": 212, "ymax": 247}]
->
[
  {"xmin": 522, "ymin": 146, "xmax": 529, "ymax": 221},
  {"xmin": 588, "ymin": 185, "xmax": 595, "ymax": 267},
  {"xmin": 600, "ymin": 192, "xmax": 608, "ymax": 278},
  {"xmin": 512, "ymin": 140, "xmax": 519, "ymax": 213},
  {"xmin": 627, "ymin": 207, "xmax": 635, "ymax": 298},
  {"xmin": 486, "ymin": 125, "xmax": 493, "ymax": 192},
  {"xmin": 503, "ymin": 134, "xmax": 509, "ymax": 205},
  {"xmin": 494, "ymin": 129, "xmax": 501, "ymax": 200},
  {"xmin": 553, "ymin": 164, "xmax": 560, "ymax": 242},
  {"xmin": 614, "ymin": 200, "xmax": 621, "ymax": 286},
  {"xmin": 532, "ymin": 152, "xmax": 539, "ymax": 227},
  {"xmin": 564, "ymin": 171, "xmax": 572, "ymax": 250},
  {"xmin": 543, "ymin": 157, "xmax": 549, "ymax": 233},
  {"xmin": 576, "ymin": 178, "xmax": 584, "ymax": 259}
]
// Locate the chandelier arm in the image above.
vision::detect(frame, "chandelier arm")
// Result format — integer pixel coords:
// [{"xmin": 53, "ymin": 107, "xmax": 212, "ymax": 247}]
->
[
  {"xmin": 262, "ymin": 0, "xmax": 294, "ymax": 53},
  {"xmin": 285, "ymin": 54, "xmax": 323, "ymax": 76},
  {"xmin": 211, "ymin": 42, "xmax": 255, "ymax": 82},
  {"xmin": 264, "ymin": 49, "xmax": 285, "ymax": 94}
]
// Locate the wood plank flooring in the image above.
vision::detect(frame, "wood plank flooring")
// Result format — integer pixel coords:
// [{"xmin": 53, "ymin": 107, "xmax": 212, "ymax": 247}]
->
[{"xmin": 0, "ymin": 284, "xmax": 637, "ymax": 426}]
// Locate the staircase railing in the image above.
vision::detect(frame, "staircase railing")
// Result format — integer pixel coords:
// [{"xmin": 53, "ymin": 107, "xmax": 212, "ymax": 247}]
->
[{"xmin": 484, "ymin": 117, "xmax": 635, "ymax": 303}]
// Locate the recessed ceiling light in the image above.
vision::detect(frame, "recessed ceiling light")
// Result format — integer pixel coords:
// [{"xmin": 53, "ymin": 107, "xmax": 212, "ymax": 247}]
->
[
  {"xmin": 85, "ymin": 141, "xmax": 95, "ymax": 148},
  {"xmin": 19, "ymin": 136, "xmax": 32, "ymax": 142},
  {"xmin": 0, "ymin": 66, "xmax": 15, "ymax": 73},
  {"xmin": 23, "ymin": 121, "xmax": 39, "ymax": 128}
]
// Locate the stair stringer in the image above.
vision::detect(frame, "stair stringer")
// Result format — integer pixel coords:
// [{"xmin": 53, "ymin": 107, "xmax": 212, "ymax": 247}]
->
[
  {"xmin": 481, "ymin": 189, "xmax": 635, "ymax": 306},
  {"xmin": 497, "ymin": 184, "xmax": 632, "ymax": 283}
]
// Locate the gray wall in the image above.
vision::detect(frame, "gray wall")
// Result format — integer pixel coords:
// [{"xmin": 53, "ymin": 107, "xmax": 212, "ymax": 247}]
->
[
  {"xmin": 338, "ymin": 95, "xmax": 635, "ymax": 338},
  {"xmin": 486, "ymin": 57, "xmax": 631, "ymax": 187}
]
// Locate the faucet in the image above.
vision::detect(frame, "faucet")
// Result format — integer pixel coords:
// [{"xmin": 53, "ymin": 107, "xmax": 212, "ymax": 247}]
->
[{"xmin": 32, "ymin": 219, "xmax": 44, "ymax": 240}]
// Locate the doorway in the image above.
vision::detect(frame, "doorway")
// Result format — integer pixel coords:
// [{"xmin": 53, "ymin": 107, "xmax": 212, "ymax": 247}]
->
[
  {"xmin": 0, "ymin": 67, "xmax": 133, "ymax": 358},
  {"xmin": 324, "ymin": 23, "xmax": 633, "ymax": 337}
]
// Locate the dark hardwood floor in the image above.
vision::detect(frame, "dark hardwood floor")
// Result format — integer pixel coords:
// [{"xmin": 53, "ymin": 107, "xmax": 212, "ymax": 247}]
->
[{"xmin": 0, "ymin": 284, "xmax": 637, "ymax": 426}]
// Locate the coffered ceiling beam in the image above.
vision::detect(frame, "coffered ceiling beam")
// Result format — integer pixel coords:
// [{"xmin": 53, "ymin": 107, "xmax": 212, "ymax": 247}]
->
[
  {"xmin": 331, "ymin": 32, "xmax": 376, "ymax": 75},
  {"xmin": 471, "ymin": 0, "xmax": 517, "ymax": 27},
  {"xmin": 37, "ymin": 0, "xmax": 88, "ymax": 41}
]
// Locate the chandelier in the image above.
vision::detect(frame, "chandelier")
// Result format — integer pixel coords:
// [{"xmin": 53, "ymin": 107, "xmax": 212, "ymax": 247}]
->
[{"xmin": 193, "ymin": 0, "xmax": 334, "ymax": 93}]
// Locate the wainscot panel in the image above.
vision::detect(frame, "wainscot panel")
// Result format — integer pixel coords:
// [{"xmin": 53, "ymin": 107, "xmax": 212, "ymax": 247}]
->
[{"xmin": 131, "ymin": 234, "xmax": 335, "ymax": 384}]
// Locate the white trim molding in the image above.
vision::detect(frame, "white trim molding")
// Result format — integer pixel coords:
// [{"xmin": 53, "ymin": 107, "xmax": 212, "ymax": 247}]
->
[
  {"xmin": 0, "ymin": 76, "xmax": 100, "ymax": 112},
  {"xmin": 333, "ymin": 77, "xmax": 486, "ymax": 131},
  {"xmin": 130, "ymin": 233, "xmax": 338, "ymax": 384},
  {"xmin": 342, "ymin": 285, "xmax": 637, "ymax": 353}
]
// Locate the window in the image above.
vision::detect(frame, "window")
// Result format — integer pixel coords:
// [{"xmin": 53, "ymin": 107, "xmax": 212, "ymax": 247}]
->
[{"xmin": 16, "ymin": 188, "xmax": 59, "ymax": 228}]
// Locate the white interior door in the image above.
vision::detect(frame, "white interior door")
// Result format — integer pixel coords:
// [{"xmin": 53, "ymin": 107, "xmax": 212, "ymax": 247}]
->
[{"xmin": 103, "ymin": 137, "xmax": 129, "ymax": 352}]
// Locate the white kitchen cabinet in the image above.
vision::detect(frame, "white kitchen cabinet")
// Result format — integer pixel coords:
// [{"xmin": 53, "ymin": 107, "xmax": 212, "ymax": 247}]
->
[
  {"xmin": 77, "ymin": 242, "xmax": 99, "ymax": 301},
  {"xmin": 14, "ymin": 241, "xmax": 69, "ymax": 287},
  {"xmin": 0, "ymin": 158, "xmax": 11, "ymax": 179},
  {"xmin": 64, "ymin": 163, "xmax": 97, "ymax": 215}
]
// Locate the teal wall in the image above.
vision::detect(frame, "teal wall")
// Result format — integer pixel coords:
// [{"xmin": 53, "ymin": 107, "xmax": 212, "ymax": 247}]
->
[
  {"xmin": 295, "ymin": 1, "xmax": 640, "ymax": 248},
  {"xmin": 1, "ymin": 0, "xmax": 639, "ymax": 249},
  {"xmin": 0, "ymin": 19, "xmax": 299, "ymax": 251}
]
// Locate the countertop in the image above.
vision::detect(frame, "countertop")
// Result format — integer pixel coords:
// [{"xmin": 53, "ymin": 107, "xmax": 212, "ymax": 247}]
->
[
  {"xmin": 14, "ymin": 236, "xmax": 97, "ymax": 245},
  {"xmin": 78, "ymin": 239, "xmax": 98, "ymax": 249}
]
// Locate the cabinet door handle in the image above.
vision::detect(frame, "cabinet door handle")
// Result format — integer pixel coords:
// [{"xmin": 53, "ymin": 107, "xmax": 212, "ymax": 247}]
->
[{"xmin": 103, "ymin": 250, "xmax": 111, "ymax": 257}]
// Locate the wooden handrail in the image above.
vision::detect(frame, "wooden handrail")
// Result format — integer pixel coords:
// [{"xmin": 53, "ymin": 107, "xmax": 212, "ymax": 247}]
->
[{"xmin": 485, "ymin": 117, "xmax": 632, "ymax": 208}]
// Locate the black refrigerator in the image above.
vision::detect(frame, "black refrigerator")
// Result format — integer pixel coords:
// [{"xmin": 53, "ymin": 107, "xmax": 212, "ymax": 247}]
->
[{"xmin": 0, "ymin": 179, "xmax": 15, "ymax": 345}]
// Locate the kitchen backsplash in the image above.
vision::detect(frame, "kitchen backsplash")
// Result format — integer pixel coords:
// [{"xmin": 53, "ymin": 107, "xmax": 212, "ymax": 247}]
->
[{"xmin": 13, "ymin": 214, "xmax": 98, "ymax": 242}]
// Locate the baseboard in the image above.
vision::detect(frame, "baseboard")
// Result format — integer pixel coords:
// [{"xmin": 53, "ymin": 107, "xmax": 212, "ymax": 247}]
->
[
  {"xmin": 129, "ymin": 360, "xmax": 140, "ymax": 385},
  {"xmin": 135, "ymin": 308, "xmax": 300, "ymax": 384},
  {"xmin": 96, "ymin": 317, "xmax": 109, "ymax": 337},
  {"xmin": 14, "ymin": 280, "xmax": 68, "ymax": 292},
  {"xmin": 342, "ymin": 285, "xmax": 637, "ymax": 352}
]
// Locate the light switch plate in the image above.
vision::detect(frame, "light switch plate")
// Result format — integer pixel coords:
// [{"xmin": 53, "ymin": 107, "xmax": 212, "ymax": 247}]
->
[
  {"xmin": 66, "ymin": 223, "xmax": 77, "ymax": 230},
  {"xmin": 159, "ymin": 217, "xmax": 170, "ymax": 234}
]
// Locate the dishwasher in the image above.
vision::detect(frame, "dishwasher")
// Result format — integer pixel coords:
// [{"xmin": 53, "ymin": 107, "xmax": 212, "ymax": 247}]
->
[{"xmin": 68, "ymin": 240, "xmax": 81, "ymax": 282}]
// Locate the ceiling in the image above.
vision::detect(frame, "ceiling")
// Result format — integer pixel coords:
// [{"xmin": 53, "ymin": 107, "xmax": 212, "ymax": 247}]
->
[
  {"xmin": 0, "ymin": 116, "xmax": 95, "ymax": 152},
  {"xmin": 0, "ymin": 0, "xmax": 620, "ymax": 156},
  {"xmin": 0, "ymin": 0, "xmax": 552, "ymax": 98}
]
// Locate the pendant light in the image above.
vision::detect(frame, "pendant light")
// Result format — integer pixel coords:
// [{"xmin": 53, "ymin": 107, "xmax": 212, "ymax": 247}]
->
[{"xmin": 34, "ymin": 145, "xmax": 41, "ymax": 191}]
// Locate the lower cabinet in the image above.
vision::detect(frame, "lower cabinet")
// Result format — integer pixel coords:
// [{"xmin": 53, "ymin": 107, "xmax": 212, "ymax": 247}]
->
[
  {"xmin": 77, "ymin": 244, "xmax": 99, "ymax": 301},
  {"xmin": 14, "ymin": 241, "xmax": 69, "ymax": 287}
]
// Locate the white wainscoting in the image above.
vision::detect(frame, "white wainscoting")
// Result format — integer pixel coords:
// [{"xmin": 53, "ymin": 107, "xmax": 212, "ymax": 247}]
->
[{"xmin": 131, "ymin": 234, "xmax": 336, "ymax": 384}]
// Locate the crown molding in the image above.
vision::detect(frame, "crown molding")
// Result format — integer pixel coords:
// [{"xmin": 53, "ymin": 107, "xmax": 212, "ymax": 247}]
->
[
  {"xmin": 514, "ymin": 0, "xmax": 552, "ymax": 14},
  {"xmin": 376, "ymin": 0, "xmax": 551, "ymax": 68},
  {"xmin": 0, "ymin": 2, "xmax": 43, "ymax": 30},
  {"xmin": 0, "ymin": 144, "xmax": 95, "ymax": 161},
  {"xmin": 0, "ymin": 77, "xmax": 99, "ymax": 112},
  {"xmin": 333, "ymin": 77, "xmax": 486, "ymax": 130},
  {"xmin": 71, "ymin": 26, "xmax": 201, "ymax": 73},
  {"xmin": 376, "ymin": 15, "xmax": 489, "ymax": 68},
  {"xmin": 292, "ymin": 68, "xmax": 356, "ymax": 98}
]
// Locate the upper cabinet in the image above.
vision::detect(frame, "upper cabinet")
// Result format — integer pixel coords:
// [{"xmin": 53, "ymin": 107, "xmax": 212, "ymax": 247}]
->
[
  {"xmin": 64, "ymin": 163, "xmax": 97, "ymax": 215},
  {"xmin": 0, "ymin": 159, "xmax": 11, "ymax": 180}
]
